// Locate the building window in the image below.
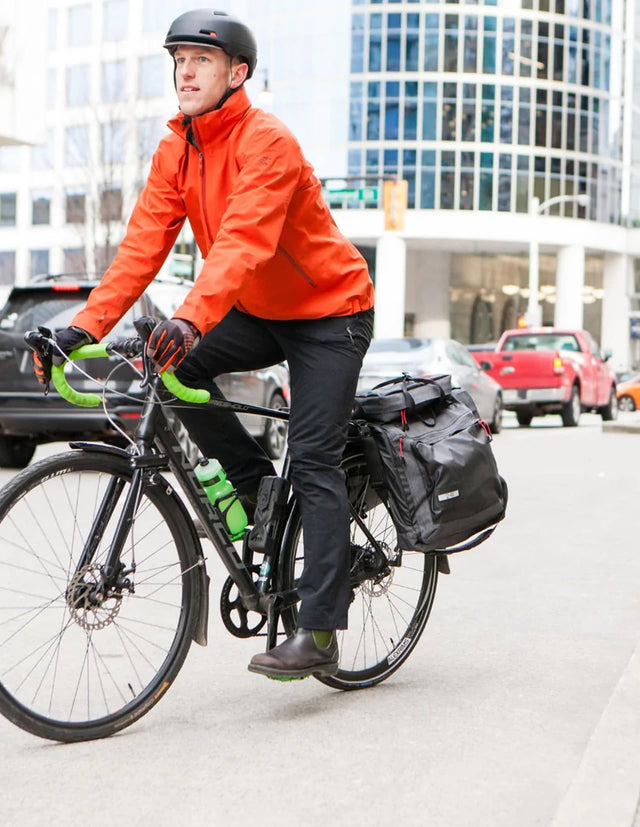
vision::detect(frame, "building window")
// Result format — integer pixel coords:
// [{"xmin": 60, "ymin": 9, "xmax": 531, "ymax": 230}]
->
[
  {"xmin": 351, "ymin": 14, "xmax": 365, "ymax": 73},
  {"xmin": 47, "ymin": 69, "xmax": 57, "ymax": 108},
  {"xmin": 139, "ymin": 55, "xmax": 165, "ymax": 98},
  {"xmin": 0, "ymin": 252, "xmax": 16, "ymax": 285},
  {"xmin": 32, "ymin": 191, "xmax": 52, "ymax": 225},
  {"xmin": 424, "ymin": 14, "xmax": 439, "ymax": 72},
  {"xmin": 68, "ymin": 4, "xmax": 91, "ymax": 48},
  {"xmin": 67, "ymin": 65, "xmax": 90, "ymax": 106},
  {"xmin": 138, "ymin": 117, "xmax": 165, "ymax": 160},
  {"xmin": 0, "ymin": 194, "xmax": 17, "ymax": 227},
  {"xmin": 30, "ymin": 250, "xmax": 50, "ymax": 278},
  {"xmin": 422, "ymin": 82, "xmax": 437, "ymax": 141},
  {"xmin": 65, "ymin": 125, "xmax": 89, "ymax": 166},
  {"xmin": 100, "ymin": 187, "xmax": 123, "ymax": 222},
  {"xmin": 384, "ymin": 81, "xmax": 399, "ymax": 140},
  {"xmin": 102, "ymin": 60, "xmax": 126, "ymax": 102},
  {"xmin": 65, "ymin": 190, "xmax": 86, "ymax": 223},
  {"xmin": 367, "ymin": 82, "xmax": 381, "ymax": 141},
  {"xmin": 104, "ymin": 0, "xmax": 128, "ymax": 41},
  {"xmin": 63, "ymin": 248, "xmax": 86, "ymax": 274},
  {"xmin": 96, "ymin": 245, "xmax": 117, "ymax": 272},
  {"xmin": 386, "ymin": 14, "xmax": 401, "ymax": 72},
  {"xmin": 48, "ymin": 8, "xmax": 57, "ymax": 50},
  {"xmin": 102, "ymin": 122, "xmax": 126, "ymax": 164},
  {"xmin": 32, "ymin": 129, "xmax": 54, "ymax": 171},
  {"xmin": 369, "ymin": 13, "xmax": 382, "ymax": 72}
]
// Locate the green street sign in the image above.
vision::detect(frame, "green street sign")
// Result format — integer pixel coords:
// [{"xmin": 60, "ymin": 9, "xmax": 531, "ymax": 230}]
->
[{"xmin": 323, "ymin": 187, "xmax": 379, "ymax": 203}]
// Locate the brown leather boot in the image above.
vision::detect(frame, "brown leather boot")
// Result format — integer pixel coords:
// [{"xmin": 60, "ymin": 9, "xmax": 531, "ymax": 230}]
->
[{"xmin": 248, "ymin": 628, "xmax": 339, "ymax": 680}]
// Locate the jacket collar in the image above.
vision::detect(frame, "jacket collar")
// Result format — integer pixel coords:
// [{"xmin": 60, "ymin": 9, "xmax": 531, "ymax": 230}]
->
[{"xmin": 167, "ymin": 86, "xmax": 252, "ymax": 146}]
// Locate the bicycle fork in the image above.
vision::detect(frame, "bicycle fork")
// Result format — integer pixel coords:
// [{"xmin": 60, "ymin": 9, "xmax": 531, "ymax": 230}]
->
[{"xmin": 68, "ymin": 468, "xmax": 144, "ymax": 608}]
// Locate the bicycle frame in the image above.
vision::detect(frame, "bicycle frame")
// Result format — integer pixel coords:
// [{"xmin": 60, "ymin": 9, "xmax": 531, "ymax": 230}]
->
[{"xmin": 67, "ymin": 368, "xmax": 293, "ymax": 644}]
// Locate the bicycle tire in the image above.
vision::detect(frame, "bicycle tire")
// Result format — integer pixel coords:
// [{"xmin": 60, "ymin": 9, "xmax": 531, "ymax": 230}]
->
[
  {"xmin": 279, "ymin": 452, "xmax": 438, "ymax": 689},
  {"xmin": 0, "ymin": 450, "xmax": 200, "ymax": 742}
]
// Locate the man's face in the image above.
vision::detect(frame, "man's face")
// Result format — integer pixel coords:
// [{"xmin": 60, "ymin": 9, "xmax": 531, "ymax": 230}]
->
[{"xmin": 174, "ymin": 45, "xmax": 244, "ymax": 117}]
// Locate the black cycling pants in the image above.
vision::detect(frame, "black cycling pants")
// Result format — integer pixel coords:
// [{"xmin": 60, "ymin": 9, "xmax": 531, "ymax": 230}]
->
[{"xmin": 175, "ymin": 307, "xmax": 374, "ymax": 630}]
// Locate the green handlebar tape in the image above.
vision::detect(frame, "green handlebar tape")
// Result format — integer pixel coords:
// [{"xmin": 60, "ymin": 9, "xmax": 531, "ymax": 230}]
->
[
  {"xmin": 161, "ymin": 371, "xmax": 211, "ymax": 404},
  {"xmin": 50, "ymin": 344, "xmax": 110, "ymax": 407}
]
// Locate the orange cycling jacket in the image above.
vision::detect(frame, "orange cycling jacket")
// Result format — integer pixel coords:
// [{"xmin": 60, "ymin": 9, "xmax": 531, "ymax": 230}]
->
[{"xmin": 72, "ymin": 87, "xmax": 374, "ymax": 341}]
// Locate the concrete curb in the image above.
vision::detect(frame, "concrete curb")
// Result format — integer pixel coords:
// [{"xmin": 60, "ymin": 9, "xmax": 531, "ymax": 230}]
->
[{"xmin": 550, "ymin": 640, "xmax": 640, "ymax": 827}]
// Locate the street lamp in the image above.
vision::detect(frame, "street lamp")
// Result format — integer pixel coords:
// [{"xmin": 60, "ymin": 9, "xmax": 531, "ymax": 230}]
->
[{"xmin": 525, "ymin": 193, "xmax": 591, "ymax": 327}]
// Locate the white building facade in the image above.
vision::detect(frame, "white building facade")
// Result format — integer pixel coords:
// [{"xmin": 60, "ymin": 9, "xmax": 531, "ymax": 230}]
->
[{"xmin": 1, "ymin": 0, "xmax": 640, "ymax": 370}]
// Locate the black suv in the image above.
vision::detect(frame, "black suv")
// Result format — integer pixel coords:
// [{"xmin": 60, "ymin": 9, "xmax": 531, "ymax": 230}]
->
[{"xmin": 0, "ymin": 276, "xmax": 289, "ymax": 467}]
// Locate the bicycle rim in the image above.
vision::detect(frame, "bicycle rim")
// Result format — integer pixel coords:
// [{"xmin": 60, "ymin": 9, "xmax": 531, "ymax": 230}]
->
[
  {"xmin": 0, "ymin": 451, "xmax": 199, "ymax": 741},
  {"xmin": 280, "ymin": 453, "xmax": 438, "ymax": 689}
]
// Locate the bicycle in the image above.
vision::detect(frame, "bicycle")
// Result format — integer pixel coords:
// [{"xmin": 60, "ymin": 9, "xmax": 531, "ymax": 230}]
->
[{"xmin": 0, "ymin": 317, "xmax": 439, "ymax": 742}]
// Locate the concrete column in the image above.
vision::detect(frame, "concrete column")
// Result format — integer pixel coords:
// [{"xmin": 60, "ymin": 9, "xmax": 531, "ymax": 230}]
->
[
  {"xmin": 602, "ymin": 253, "xmax": 632, "ymax": 372},
  {"xmin": 374, "ymin": 232, "xmax": 407, "ymax": 338},
  {"xmin": 554, "ymin": 244, "xmax": 585, "ymax": 329}
]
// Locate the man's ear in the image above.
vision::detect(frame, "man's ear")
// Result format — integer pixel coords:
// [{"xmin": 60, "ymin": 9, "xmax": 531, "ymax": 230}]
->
[{"xmin": 231, "ymin": 62, "xmax": 249, "ymax": 89}]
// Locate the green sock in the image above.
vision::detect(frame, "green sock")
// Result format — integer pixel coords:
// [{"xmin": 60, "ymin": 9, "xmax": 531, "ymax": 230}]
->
[{"xmin": 312, "ymin": 630, "xmax": 333, "ymax": 648}]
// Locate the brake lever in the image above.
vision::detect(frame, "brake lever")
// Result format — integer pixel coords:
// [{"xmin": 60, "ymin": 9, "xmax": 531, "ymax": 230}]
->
[
  {"xmin": 24, "ymin": 326, "xmax": 54, "ymax": 395},
  {"xmin": 133, "ymin": 316, "xmax": 157, "ymax": 390}
]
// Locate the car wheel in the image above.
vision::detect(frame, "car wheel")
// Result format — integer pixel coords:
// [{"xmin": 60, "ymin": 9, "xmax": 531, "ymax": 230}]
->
[
  {"xmin": 0, "ymin": 435, "xmax": 36, "ymax": 468},
  {"xmin": 561, "ymin": 386, "xmax": 581, "ymax": 427},
  {"xmin": 257, "ymin": 392, "xmax": 288, "ymax": 459},
  {"xmin": 490, "ymin": 394, "xmax": 503, "ymax": 434},
  {"xmin": 600, "ymin": 386, "xmax": 618, "ymax": 421},
  {"xmin": 516, "ymin": 410, "xmax": 533, "ymax": 427},
  {"xmin": 618, "ymin": 394, "xmax": 636, "ymax": 413}
]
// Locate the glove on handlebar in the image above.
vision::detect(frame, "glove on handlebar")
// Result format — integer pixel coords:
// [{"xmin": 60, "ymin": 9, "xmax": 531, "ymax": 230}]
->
[
  {"xmin": 147, "ymin": 318, "xmax": 200, "ymax": 372},
  {"xmin": 33, "ymin": 326, "xmax": 95, "ymax": 386}
]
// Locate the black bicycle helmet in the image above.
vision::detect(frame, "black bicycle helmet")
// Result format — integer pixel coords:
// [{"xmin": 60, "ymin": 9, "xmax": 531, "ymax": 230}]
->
[{"xmin": 163, "ymin": 9, "xmax": 257, "ymax": 79}]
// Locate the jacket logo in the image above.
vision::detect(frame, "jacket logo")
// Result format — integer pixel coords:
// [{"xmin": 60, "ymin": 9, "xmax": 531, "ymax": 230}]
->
[{"xmin": 257, "ymin": 156, "xmax": 270, "ymax": 166}]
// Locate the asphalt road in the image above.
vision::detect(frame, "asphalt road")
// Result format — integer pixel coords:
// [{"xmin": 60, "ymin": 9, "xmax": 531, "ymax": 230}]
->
[{"xmin": 1, "ymin": 411, "xmax": 640, "ymax": 827}]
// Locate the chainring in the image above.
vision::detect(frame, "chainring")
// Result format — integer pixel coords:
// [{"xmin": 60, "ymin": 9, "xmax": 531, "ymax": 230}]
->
[{"xmin": 219, "ymin": 575, "xmax": 267, "ymax": 638}]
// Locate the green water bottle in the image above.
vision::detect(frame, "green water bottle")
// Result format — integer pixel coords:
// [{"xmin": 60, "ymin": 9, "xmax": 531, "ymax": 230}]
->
[{"xmin": 194, "ymin": 458, "xmax": 248, "ymax": 540}]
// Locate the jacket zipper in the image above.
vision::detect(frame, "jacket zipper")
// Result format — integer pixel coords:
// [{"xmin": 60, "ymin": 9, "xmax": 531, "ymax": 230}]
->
[
  {"xmin": 277, "ymin": 244, "xmax": 317, "ymax": 287},
  {"xmin": 191, "ymin": 123, "xmax": 216, "ymax": 246}
]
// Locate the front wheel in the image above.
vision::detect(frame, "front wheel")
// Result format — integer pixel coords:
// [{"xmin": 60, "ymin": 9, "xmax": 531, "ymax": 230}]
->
[
  {"xmin": 0, "ymin": 450, "xmax": 201, "ymax": 742},
  {"xmin": 561, "ymin": 386, "xmax": 581, "ymax": 427},
  {"xmin": 279, "ymin": 453, "xmax": 438, "ymax": 689},
  {"xmin": 618, "ymin": 394, "xmax": 636, "ymax": 413}
]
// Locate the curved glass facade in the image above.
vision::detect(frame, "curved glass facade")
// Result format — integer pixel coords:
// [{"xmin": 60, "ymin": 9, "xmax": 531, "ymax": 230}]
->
[{"xmin": 348, "ymin": 0, "xmax": 625, "ymax": 223}]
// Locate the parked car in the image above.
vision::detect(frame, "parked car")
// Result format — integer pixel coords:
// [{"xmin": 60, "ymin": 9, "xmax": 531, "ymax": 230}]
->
[
  {"xmin": 470, "ymin": 327, "xmax": 618, "ymax": 427},
  {"xmin": 0, "ymin": 276, "xmax": 290, "ymax": 467},
  {"xmin": 616, "ymin": 374, "xmax": 640, "ymax": 412},
  {"xmin": 358, "ymin": 337, "xmax": 503, "ymax": 433}
]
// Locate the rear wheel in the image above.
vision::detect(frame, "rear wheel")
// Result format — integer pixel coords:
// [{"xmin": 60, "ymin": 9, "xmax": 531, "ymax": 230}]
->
[
  {"xmin": 279, "ymin": 453, "xmax": 438, "ymax": 689},
  {"xmin": 0, "ymin": 450, "xmax": 200, "ymax": 742},
  {"xmin": 258, "ymin": 392, "xmax": 288, "ymax": 459},
  {"xmin": 490, "ymin": 394, "xmax": 503, "ymax": 434},
  {"xmin": 516, "ymin": 410, "xmax": 533, "ymax": 427},
  {"xmin": 600, "ymin": 386, "xmax": 618, "ymax": 421}
]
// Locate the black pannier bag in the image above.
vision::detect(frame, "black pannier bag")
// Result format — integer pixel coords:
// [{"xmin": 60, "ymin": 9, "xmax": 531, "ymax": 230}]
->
[{"xmin": 353, "ymin": 374, "xmax": 508, "ymax": 554}]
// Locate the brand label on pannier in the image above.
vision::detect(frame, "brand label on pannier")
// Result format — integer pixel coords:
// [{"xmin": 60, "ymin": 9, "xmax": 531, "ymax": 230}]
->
[{"xmin": 437, "ymin": 489, "xmax": 459, "ymax": 502}]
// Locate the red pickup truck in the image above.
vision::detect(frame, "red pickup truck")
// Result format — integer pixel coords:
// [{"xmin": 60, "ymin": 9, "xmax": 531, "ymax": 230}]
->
[{"xmin": 470, "ymin": 328, "xmax": 618, "ymax": 427}]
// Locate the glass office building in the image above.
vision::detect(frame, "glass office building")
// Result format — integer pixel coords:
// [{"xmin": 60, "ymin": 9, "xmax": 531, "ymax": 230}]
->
[{"xmin": 347, "ymin": 1, "xmax": 624, "ymax": 222}]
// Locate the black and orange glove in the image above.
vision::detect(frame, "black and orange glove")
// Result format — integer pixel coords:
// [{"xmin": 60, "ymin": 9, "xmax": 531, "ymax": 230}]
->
[
  {"xmin": 33, "ymin": 326, "xmax": 95, "ymax": 386},
  {"xmin": 147, "ymin": 318, "xmax": 200, "ymax": 372}
]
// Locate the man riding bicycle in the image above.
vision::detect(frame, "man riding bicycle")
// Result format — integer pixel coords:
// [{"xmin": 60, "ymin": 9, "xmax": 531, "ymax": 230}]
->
[{"xmin": 35, "ymin": 9, "xmax": 374, "ymax": 681}]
